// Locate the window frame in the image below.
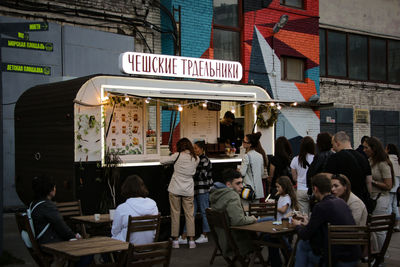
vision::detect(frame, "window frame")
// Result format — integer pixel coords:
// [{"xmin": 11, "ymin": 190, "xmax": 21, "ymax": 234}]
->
[
  {"xmin": 280, "ymin": 0, "xmax": 304, "ymax": 9},
  {"xmin": 280, "ymin": 56, "xmax": 306, "ymax": 82},
  {"xmin": 212, "ymin": 0, "xmax": 243, "ymax": 63},
  {"xmin": 320, "ymin": 29, "xmax": 400, "ymax": 84}
]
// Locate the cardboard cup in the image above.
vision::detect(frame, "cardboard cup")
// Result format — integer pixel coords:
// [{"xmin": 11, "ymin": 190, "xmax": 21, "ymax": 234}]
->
[
  {"xmin": 109, "ymin": 209, "xmax": 115, "ymax": 220},
  {"xmin": 94, "ymin": 213, "xmax": 100, "ymax": 221}
]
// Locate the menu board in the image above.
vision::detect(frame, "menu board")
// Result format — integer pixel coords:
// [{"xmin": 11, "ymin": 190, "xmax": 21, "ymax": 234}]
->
[
  {"xmin": 182, "ymin": 105, "xmax": 218, "ymax": 143},
  {"xmin": 105, "ymin": 99, "xmax": 143, "ymax": 155}
]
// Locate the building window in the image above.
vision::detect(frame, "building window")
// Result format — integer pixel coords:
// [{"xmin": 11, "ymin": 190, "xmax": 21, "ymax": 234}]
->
[
  {"xmin": 320, "ymin": 29, "xmax": 400, "ymax": 84},
  {"xmin": 213, "ymin": 0, "xmax": 241, "ymax": 61},
  {"xmin": 281, "ymin": 56, "xmax": 305, "ymax": 82},
  {"xmin": 280, "ymin": 0, "xmax": 303, "ymax": 9}
]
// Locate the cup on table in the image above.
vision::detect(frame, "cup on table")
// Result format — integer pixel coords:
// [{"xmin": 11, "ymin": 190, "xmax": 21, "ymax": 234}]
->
[
  {"xmin": 94, "ymin": 213, "xmax": 101, "ymax": 221},
  {"xmin": 109, "ymin": 209, "xmax": 116, "ymax": 220}
]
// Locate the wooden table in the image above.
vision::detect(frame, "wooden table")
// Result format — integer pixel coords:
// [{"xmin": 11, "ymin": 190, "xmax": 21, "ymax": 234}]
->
[
  {"xmin": 41, "ymin": 236, "xmax": 128, "ymax": 264},
  {"xmin": 70, "ymin": 214, "xmax": 112, "ymax": 224},
  {"xmin": 231, "ymin": 221, "xmax": 296, "ymax": 267}
]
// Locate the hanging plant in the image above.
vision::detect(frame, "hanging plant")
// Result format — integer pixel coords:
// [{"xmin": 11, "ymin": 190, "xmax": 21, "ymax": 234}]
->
[{"xmin": 256, "ymin": 104, "xmax": 278, "ymax": 129}]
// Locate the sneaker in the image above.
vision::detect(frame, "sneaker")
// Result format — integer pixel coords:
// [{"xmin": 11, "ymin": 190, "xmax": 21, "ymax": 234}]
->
[
  {"xmin": 178, "ymin": 236, "xmax": 188, "ymax": 244},
  {"xmin": 189, "ymin": 240, "xmax": 196, "ymax": 249},
  {"xmin": 195, "ymin": 234, "xmax": 208, "ymax": 244},
  {"xmin": 172, "ymin": 240, "xmax": 179, "ymax": 249}
]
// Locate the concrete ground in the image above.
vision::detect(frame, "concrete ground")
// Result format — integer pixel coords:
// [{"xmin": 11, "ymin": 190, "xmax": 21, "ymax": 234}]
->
[{"xmin": 2, "ymin": 212, "xmax": 400, "ymax": 266}]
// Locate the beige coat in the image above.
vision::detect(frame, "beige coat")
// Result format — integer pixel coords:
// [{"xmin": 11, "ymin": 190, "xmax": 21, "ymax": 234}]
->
[{"xmin": 347, "ymin": 192, "xmax": 368, "ymax": 226}]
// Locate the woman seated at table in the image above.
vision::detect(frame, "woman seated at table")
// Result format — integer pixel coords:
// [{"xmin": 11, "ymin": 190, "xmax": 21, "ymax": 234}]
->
[
  {"xmin": 111, "ymin": 175, "xmax": 159, "ymax": 244},
  {"xmin": 331, "ymin": 174, "xmax": 367, "ymax": 226}
]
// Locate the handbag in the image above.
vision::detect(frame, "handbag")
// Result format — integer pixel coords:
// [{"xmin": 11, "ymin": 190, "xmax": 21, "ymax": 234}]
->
[
  {"xmin": 365, "ymin": 192, "xmax": 381, "ymax": 214},
  {"xmin": 163, "ymin": 152, "xmax": 181, "ymax": 179},
  {"xmin": 240, "ymin": 153, "xmax": 257, "ymax": 201}
]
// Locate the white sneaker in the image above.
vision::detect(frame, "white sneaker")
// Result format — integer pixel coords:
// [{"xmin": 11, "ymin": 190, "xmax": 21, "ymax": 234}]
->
[
  {"xmin": 189, "ymin": 240, "xmax": 196, "ymax": 249},
  {"xmin": 178, "ymin": 235, "xmax": 188, "ymax": 244},
  {"xmin": 172, "ymin": 240, "xmax": 179, "ymax": 249},
  {"xmin": 195, "ymin": 234, "xmax": 208, "ymax": 244}
]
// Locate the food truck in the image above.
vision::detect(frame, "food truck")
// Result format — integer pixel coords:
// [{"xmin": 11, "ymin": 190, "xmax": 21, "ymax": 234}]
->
[{"xmin": 14, "ymin": 53, "xmax": 274, "ymax": 216}]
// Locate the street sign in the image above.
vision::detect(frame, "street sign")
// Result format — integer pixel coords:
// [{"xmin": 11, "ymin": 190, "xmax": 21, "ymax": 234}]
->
[
  {"xmin": 0, "ymin": 22, "xmax": 49, "ymax": 33},
  {"xmin": 1, "ymin": 62, "xmax": 51, "ymax": 76},
  {"xmin": 1, "ymin": 31, "xmax": 29, "ymax": 40},
  {"xmin": 1, "ymin": 38, "xmax": 53, "ymax": 51}
]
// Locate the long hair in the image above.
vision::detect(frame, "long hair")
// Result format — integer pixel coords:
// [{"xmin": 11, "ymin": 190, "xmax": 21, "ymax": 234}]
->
[
  {"xmin": 247, "ymin": 132, "xmax": 268, "ymax": 167},
  {"xmin": 298, "ymin": 136, "xmax": 315, "ymax": 168},
  {"xmin": 366, "ymin": 137, "xmax": 388, "ymax": 166},
  {"xmin": 331, "ymin": 174, "xmax": 351, "ymax": 202},
  {"xmin": 275, "ymin": 136, "xmax": 292, "ymax": 165},
  {"xmin": 386, "ymin": 143, "xmax": 400, "ymax": 165},
  {"xmin": 177, "ymin": 138, "xmax": 197, "ymax": 160},
  {"xmin": 276, "ymin": 176, "xmax": 299, "ymax": 210},
  {"xmin": 194, "ymin": 140, "xmax": 207, "ymax": 156},
  {"xmin": 121, "ymin": 175, "xmax": 149, "ymax": 199},
  {"xmin": 316, "ymin": 132, "xmax": 332, "ymax": 153}
]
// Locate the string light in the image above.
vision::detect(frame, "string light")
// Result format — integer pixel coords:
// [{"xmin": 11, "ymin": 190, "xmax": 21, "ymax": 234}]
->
[
  {"xmin": 124, "ymin": 94, "xmax": 129, "ymax": 102},
  {"xmin": 202, "ymin": 101, "xmax": 208, "ymax": 108},
  {"xmin": 292, "ymin": 102, "xmax": 297, "ymax": 106},
  {"xmin": 178, "ymin": 105, "xmax": 183, "ymax": 112},
  {"xmin": 270, "ymin": 102, "xmax": 275, "ymax": 107},
  {"xmin": 145, "ymin": 97, "xmax": 151, "ymax": 103},
  {"xmin": 277, "ymin": 103, "xmax": 282, "ymax": 110},
  {"xmin": 231, "ymin": 106, "xmax": 235, "ymax": 114}
]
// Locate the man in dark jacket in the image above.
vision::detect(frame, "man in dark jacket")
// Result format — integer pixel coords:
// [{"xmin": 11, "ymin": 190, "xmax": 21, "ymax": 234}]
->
[
  {"xmin": 209, "ymin": 169, "xmax": 257, "ymax": 257},
  {"xmin": 292, "ymin": 173, "xmax": 361, "ymax": 267},
  {"xmin": 31, "ymin": 175, "xmax": 79, "ymax": 244}
]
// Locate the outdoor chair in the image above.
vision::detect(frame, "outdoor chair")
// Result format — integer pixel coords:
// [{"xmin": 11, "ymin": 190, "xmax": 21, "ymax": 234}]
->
[
  {"xmin": 15, "ymin": 212, "xmax": 53, "ymax": 267},
  {"xmin": 327, "ymin": 223, "xmax": 371, "ymax": 267},
  {"xmin": 125, "ymin": 240, "xmax": 172, "ymax": 267},
  {"xmin": 249, "ymin": 202, "xmax": 277, "ymax": 219},
  {"xmin": 367, "ymin": 213, "xmax": 396, "ymax": 267},
  {"xmin": 126, "ymin": 213, "xmax": 161, "ymax": 243},
  {"xmin": 55, "ymin": 200, "xmax": 87, "ymax": 238},
  {"xmin": 205, "ymin": 208, "xmax": 264, "ymax": 267}
]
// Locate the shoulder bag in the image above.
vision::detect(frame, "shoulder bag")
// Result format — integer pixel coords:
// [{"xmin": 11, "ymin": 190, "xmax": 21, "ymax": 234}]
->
[{"xmin": 241, "ymin": 153, "xmax": 256, "ymax": 201}]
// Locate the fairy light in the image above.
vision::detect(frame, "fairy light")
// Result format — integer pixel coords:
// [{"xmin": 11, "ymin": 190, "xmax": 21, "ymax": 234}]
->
[
  {"xmin": 145, "ymin": 97, "xmax": 150, "ymax": 104},
  {"xmin": 231, "ymin": 106, "xmax": 235, "ymax": 114},
  {"xmin": 292, "ymin": 102, "xmax": 298, "ymax": 106},
  {"xmin": 178, "ymin": 105, "xmax": 183, "ymax": 112},
  {"xmin": 270, "ymin": 102, "xmax": 275, "ymax": 107},
  {"xmin": 277, "ymin": 103, "xmax": 282, "ymax": 110},
  {"xmin": 124, "ymin": 94, "xmax": 129, "ymax": 102},
  {"xmin": 202, "ymin": 101, "xmax": 208, "ymax": 108}
]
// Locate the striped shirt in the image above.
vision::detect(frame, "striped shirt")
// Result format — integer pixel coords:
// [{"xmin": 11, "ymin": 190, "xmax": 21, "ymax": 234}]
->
[{"xmin": 194, "ymin": 154, "xmax": 213, "ymax": 194}]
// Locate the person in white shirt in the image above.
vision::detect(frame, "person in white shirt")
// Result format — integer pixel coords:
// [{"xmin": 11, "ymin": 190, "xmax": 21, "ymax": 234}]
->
[
  {"xmin": 276, "ymin": 176, "xmax": 299, "ymax": 221},
  {"xmin": 290, "ymin": 136, "xmax": 315, "ymax": 215},
  {"xmin": 111, "ymin": 175, "xmax": 158, "ymax": 244},
  {"xmin": 386, "ymin": 144, "xmax": 400, "ymax": 231}
]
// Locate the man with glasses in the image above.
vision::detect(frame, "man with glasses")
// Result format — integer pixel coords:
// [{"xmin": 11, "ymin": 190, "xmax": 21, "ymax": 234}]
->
[{"xmin": 210, "ymin": 168, "xmax": 257, "ymax": 257}]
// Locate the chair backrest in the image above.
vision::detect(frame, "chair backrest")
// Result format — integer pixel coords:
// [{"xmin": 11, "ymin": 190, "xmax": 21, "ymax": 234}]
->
[
  {"xmin": 126, "ymin": 240, "xmax": 172, "ymax": 267},
  {"xmin": 327, "ymin": 223, "xmax": 370, "ymax": 267},
  {"xmin": 15, "ymin": 212, "xmax": 51, "ymax": 267},
  {"xmin": 205, "ymin": 208, "xmax": 243, "ymax": 262},
  {"xmin": 55, "ymin": 200, "xmax": 87, "ymax": 238},
  {"xmin": 249, "ymin": 202, "xmax": 277, "ymax": 219},
  {"xmin": 126, "ymin": 213, "xmax": 161, "ymax": 243},
  {"xmin": 367, "ymin": 213, "xmax": 396, "ymax": 259}
]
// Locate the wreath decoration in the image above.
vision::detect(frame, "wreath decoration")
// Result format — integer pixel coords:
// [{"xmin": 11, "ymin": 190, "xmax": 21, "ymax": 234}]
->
[{"xmin": 256, "ymin": 104, "xmax": 278, "ymax": 129}]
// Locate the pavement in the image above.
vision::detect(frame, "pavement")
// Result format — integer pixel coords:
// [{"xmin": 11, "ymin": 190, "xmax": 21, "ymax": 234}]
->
[{"xmin": 2, "ymin": 212, "xmax": 400, "ymax": 266}]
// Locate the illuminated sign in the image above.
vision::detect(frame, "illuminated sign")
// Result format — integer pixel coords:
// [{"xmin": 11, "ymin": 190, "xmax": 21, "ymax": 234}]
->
[
  {"xmin": 1, "ymin": 39, "xmax": 53, "ymax": 51},
  {"xmin": 1, "ymin": 63, "xmax": 51, "ymax": 76},
  {"xmin": 0, "ymin": 22, "xmax": 49, "ymax": 32},
  {"xmin": 119, "ymin": 52, "xmax": 243, "ymax": 82}
]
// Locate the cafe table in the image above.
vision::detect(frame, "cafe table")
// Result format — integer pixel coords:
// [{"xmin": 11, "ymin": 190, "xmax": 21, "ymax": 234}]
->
[
  {"xmin": 71, "ymin": 214, "xmax": 112, "ymax": 224},
  {"xmin": 231, "ymin": 220, "xmax": 297, "ymax": 267},
  {"xmin": 41, "ymin": 236, "xmax": 129, "ymax": 265}
]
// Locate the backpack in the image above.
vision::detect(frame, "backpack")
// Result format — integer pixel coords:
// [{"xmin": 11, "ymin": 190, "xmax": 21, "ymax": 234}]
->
[{"xmin": 21, "ymin": 201, "xmax": 50, "ymax": 248}]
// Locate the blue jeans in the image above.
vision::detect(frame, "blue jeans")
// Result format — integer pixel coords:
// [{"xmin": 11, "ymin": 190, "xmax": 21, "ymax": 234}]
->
[
  {"xmin": 294, "ymin": 240, "xmax": 321, "ymax": 267},
  {"xmin": 183, "ymin": 193, "xmax": 210, "ymax": 233}
]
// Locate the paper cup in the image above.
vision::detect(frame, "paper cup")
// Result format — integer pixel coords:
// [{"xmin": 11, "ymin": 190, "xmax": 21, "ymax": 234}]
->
[
  {"xmin": 94, "ymin": 213, "xmax": 100, "ymax": 221},
  {"xmin": 109, "ymin": 209, "xmax": 115, "ymax": 220}
]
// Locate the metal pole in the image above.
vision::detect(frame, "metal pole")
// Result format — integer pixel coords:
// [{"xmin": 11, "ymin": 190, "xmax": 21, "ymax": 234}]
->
[{"xmin": 0, "ymin": 34, "xmax": 4, "ymax": 256}]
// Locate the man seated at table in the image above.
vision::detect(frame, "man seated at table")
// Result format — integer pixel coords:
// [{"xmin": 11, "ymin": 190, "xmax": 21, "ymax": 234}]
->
[
  {"xmin": 292, "ymin": 173, "xmax": 361, "ymax": 267},
  {"xmin": 209, "ymin": 168, "xmax": 257, "ymax": 257},
  {"xmin": 31, "ymin": 175, "xmax": 92, "ymax": 266}
]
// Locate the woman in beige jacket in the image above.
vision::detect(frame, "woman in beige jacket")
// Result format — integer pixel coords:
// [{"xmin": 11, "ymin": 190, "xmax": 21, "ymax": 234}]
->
[{"xmin": 331, "ymin": 174, "xmax": 368, "ymax": 226}]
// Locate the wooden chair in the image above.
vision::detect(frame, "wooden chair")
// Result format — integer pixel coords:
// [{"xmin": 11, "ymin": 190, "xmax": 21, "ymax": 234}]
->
[
  {"xmin": 205, "ymin": 208, "xmax": 264, "ymax": 267},
  {"xmin": 55, "ymin": 200, "xmax": 88, "ymax": 238},
  {"xmin": 327, "ymin": 223, "xmax": 371, "ymax": 267},
  {"xmin": 15, "ymin": 212, "xmax": 52, "ymax": 267},
  {"xmin": 249, "ymin": 202, "xmax": 277, "ymax": 219},
  {"xmin": 125, "ymin": 240, "xmax": 172, "ymax": 267},
  {"xmin": 367, "ymin": 213, "xmax": 396, "ymax": 267},
  {"xmin": 126, "ymin": 213, "xmax": 161, "ymax": 243}
]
